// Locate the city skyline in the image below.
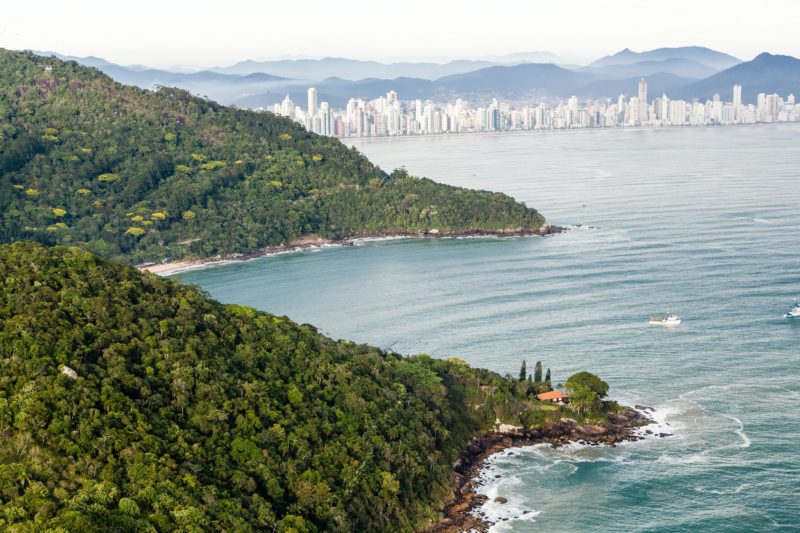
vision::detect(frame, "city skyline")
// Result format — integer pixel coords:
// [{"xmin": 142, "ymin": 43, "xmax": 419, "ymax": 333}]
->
[
  {"xmin": 267, "ymin": 79, "xmax": 799, "ymax": 139},
  {"xmin": 3, "ymin": 0, "xmax": 800, "ymax": 69}
]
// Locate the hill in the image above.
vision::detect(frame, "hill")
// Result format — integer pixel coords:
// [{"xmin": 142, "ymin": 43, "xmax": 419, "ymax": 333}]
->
[
  {"xmin": 0, "ymin": 241, "xmax": 564, "ymax": 532},
  {"xmin": 237, "ymin": 63, "xmax": 600, "ymax": 108},
  {"xmin": 590, "ymin": 46, "xmax": 741, "ymax": 71},
  {"xmin": 435, "ymin": 63, "xmax": 592, "ymax": 97},
  {"xmin": 573, "ymin": 73, "xmax": 697, "ymax": 99},
  {"xmin": 211, "ymin": 57, "xmax": 497, "ymax": 81},
  {"xmin": 0, "ymin": 49, "xmax": 545, "ymax": 264},
  {"xmin": 580, "ymin": 58, "xmax": 717, "ymax": 80},
  {"xmin": 671, "ymin": 52, "xmax": 800, "ymax": 103}
]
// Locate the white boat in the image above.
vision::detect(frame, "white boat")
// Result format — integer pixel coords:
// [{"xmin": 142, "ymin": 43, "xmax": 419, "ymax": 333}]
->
[
  {"xmin": 784, "ymin": 300, "xmax": 800, "ymax": 319},
  {"xmin": 649, "ymin": 313, "xmax": 682, "ymax": 326}
]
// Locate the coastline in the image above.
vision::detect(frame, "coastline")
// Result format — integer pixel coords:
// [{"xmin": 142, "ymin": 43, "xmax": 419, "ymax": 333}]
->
[
  {"xmin": 137, "ymin": 225, "xmax": 564, "ymax": 275},
  {"xmin": 347, "ymin": 119, "xmax": 800, "ymax": 146},
  {"xmin": 426, "ymin": 407, "xmax": 655, "ymax": 533}
]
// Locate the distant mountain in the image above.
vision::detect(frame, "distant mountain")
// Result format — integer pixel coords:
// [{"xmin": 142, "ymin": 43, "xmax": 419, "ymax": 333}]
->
[
  {"xmin": 234, "ymin": 64, "xmax": 597, "ymax": 108},
  {"xmin": 590, "ymin": 46, "xmax": 741, "ymax": 71},
  {"xmin": 99, "ymin": 66, "xmax": 285, "ymax": 87},
  {"xmin": 435, "ymin": 63, "xmax": 593, "ymax": 97},
  {"xmin": 235, "ymin": 63, "xmax": 704, "ymax": 109},
  {"xmin": 481, "ymin": 50, "xmax": 566, "ymax": 64},
  {"xmin": 32, "ymin": 51, "xmax": 288, "ymax": 104},
  {"xmin": 573, "ymin": 73, "xmax": 697, "ymax": 99},
  {"xmin": 34, "ymin": 51, "xmax": 116, "ymax": 70},
  {"xmin": 581, "ymin": 58, "xmax": 717, "ymax": 80},
  {"xmin": 670, "ymin": 52, "xmax": 800, "ymax": 103},
  {"xmin": 212, "ymin": 57, "xmax": 498, "ymax": 81}
]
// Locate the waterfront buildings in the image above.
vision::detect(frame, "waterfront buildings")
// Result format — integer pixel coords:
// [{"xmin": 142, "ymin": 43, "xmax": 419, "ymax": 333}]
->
[{"xmin": 264, "ymin": 80, "xmax": 800, "ymax": 138}]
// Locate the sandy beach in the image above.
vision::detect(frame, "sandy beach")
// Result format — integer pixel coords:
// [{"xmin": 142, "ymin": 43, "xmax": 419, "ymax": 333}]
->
[{"xmin": 137, "ymin": 226, "xmax": 562, "ymax": 276}]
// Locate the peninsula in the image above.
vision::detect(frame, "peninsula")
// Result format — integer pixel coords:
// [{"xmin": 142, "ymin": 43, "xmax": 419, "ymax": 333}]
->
[
  {"xmin": 0, "ymin": 49, "xmax": 545, "ymax": 266},
  {"xmin": 0, "ymin": 242, "xmax": 652, "ymax": 532}
]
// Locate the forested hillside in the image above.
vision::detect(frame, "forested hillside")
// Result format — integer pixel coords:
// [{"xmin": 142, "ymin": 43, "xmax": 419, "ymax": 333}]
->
[
  {"xmin": 0, "ymin": 242, "xmax": 553, "ymax": 532},
  {"xmin": 0, "ymin": 50, "xmax": 545, "ymax": 264}
]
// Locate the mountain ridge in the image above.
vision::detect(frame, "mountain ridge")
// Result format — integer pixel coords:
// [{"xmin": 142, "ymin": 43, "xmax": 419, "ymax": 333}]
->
[
  {"xmin": 589, "ymin": 46, "xmax": 741, "ymax": 70},
  {"xmin": 0, "ymin": 240, "xmax": 565, "ymax": 532},
  {"xmin": 0, "ymin": 49, "xmax": 544, "ymax": 264},
  {"xmin": 671, "ymin": 52, "xmax": 800, "ymax": 102}
]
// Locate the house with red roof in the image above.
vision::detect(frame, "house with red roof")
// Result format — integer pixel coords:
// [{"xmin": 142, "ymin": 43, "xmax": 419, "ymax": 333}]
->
[{"xmin": 536, "ymin": 391, "xmax": 569, "ymax": 404}]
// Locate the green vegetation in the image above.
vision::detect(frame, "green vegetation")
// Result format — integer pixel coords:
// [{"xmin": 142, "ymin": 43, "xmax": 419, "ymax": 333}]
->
[
  {"xmin": 519, "ymin": 359, "xmax": 552, "ymax": 394},
  {"xmin": 564, "ymin": 371, "xmax": 610, "ymax": 416},
  {"xmin": 0, "ymin": 50, "xmax": 545, "ymax": 264},
  {"xmin": 0, "ymin": 242, "xmax": 572, "ymax": 532}
]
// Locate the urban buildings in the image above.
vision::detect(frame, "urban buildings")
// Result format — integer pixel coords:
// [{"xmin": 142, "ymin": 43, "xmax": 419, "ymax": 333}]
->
[{"xmin": 264, "ymin": 79, "xmax": 800, "ymax": 139}]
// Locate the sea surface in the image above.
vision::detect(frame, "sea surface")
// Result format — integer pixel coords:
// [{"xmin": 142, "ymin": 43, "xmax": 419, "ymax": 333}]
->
[{"xmin": 178, "ymin": 125, "xmax": 800, "ymax": 532}]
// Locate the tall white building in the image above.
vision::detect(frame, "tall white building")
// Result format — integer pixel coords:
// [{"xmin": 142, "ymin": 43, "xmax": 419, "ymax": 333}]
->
[
  {"xmin": 638, "ymin": 78, "xmax": 648, "ymax": 124},
  {"xmin": 307, "ymin": 88, "xmax": 318, "ymax": 117},
  {"xmin": 280, "ymin": 95, "xmax": 294, "ymax": 118},
  {"xmin": 732, "ymin": 85, "xmax": 742, "ymax": 108}
]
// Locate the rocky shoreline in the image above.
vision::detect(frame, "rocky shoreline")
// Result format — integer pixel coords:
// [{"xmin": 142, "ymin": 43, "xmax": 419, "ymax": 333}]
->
[
  {"xmin": 138, "ymin": 225, "xmax": 564, "ymax": 275},
  {"xmin": 425, "ymin": 407, "xmax": 656, "ymax": 533}
]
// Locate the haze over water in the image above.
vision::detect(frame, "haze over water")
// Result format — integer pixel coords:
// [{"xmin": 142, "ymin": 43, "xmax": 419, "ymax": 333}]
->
[{"xmin": 179, "ymin": 125, "xmax": 800, "ymax": 531}]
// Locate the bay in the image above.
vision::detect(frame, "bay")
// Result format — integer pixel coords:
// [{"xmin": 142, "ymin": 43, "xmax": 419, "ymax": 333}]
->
[{"xmin": 178, "ymin": 125, "xmax": 800, "ymax": 531}]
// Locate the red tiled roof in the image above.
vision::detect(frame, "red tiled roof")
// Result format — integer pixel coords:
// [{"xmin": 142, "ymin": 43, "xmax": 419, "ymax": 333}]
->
[{"xmin": 536, "ymin": 391, "xmax": 569, "ymax": 400}]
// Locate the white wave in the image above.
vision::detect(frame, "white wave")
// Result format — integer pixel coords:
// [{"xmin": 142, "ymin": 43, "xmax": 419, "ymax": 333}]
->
[
  {"xmin": 694, "ymin": 483, "xmax": 749, "ymax": 495},
  {"xmin": 679, "ymin": 383, "xmax": 742, "ymax": 398},
  {"xmin": 629, "ymin": 402, "xmax": 690, "ymax": 443},
  {"xmin": 657, "ymin": 453, "xmax": 710, "ymax": 465},
  {"xmin": 470, "ymin": 469, "xmax": 541, "ymax": 531},
  {"xmin": 752, "ymin": 217, "xmax": 772, "ymax": 224},
  {"xmin": 351, "ymin": 235, "xmax": 411, "ymax": 245},
  {"xmin": 721, "ymin": 414, "xmax": 752, "ymax": 448},
  {"xmin": 485, "ymin": 510, "xmax": 541, "ymax": 533}
]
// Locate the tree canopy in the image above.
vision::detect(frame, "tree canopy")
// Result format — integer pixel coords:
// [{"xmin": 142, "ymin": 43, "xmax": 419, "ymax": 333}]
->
[
  {"xmin": 0, "ymin": 242, "xmax": 551, "ymax": 532},
  {"xmin": 564, "ymin": 371, "xmax": 610, "ymax": 416},
  {"xmin": 0, "ymin": 49, "xmax": 545, "ymax": 264}
]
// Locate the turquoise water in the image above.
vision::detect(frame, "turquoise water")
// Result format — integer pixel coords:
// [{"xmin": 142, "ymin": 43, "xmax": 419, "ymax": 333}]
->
[{"xmin": 178, "ymin": 125, "xmax": 800, "ymax": 531}]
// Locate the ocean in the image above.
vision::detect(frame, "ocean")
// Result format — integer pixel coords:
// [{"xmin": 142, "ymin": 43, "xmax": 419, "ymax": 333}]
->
[{"xmin": 177, "ymin": 125, "xmax": 800, "ymax": 531}]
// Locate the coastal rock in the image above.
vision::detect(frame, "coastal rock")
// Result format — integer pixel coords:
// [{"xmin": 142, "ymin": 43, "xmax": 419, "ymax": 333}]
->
[
  {"xmin": 471, "ymin": 494, "xmax": 489, "ymax": 507},
  {"xmin": 447, "ymin": 501, "xmax": 470, "ymax": 515},
  {"xmin": 579, "ymin": 424, "xmax": 607, "ymax": 436},
  {"xmin": 431, "ymin": 404, "xmax": 650, "ymax": 533}
]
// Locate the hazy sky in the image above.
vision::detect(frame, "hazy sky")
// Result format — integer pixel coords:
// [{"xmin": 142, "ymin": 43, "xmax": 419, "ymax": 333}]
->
[{"xmin": 2, "ymin": 0, "xmax": 799, "ymax": 68}]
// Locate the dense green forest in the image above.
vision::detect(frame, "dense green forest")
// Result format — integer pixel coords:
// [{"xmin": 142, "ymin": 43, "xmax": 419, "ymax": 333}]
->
[
  {"xmin": 0, "ymin": 50, "xmax": 545, "ymax": 264},
  {"xmin": 0, "ymin": 242, "xmax": 569, "ymax": 532}
]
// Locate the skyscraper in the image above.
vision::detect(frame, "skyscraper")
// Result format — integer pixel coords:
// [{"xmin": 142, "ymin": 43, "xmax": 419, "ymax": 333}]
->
[
  {"xmin": 307, "ymin": 87, "xmax": 318, "ymax": 117},
  {"xmin": 638, "ymin": 78, "xmax": 648, "ymax": 124},
  {"xmin": 732, "ymin": 84, "xmax": 742, "ymax": 121},
  {"xmin": 280, "ymin": 94, "xmax": 294, "ymax": 118},
  {"xmin": 732, "ymin": 85, "xmax": 742, "ymax": 108}
]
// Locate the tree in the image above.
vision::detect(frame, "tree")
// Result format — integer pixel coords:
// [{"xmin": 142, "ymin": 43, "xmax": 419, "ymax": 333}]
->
[
  {"xmin": 533, "ymin": 361, "xmax": 542, "ymax": 383},
  {"xmin": 565, "ymin": 372, "xmax": 609, "ymax": 398},
  {"xmin": 518, "ymin": 360, "xmax": 526, "ymax": 382},
  {"xmin": 544, "ymin": 368, "xmax": 551, "ymax": 385},
  {"xmin": 564, "ymin": 372, "xmax": 609, "ymax": 416}
]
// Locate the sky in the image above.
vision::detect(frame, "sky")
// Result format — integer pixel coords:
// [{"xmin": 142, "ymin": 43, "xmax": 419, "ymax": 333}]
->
[{"xmin": 2, "ymin": 0, "xmax": 799, "ymax": 69}]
